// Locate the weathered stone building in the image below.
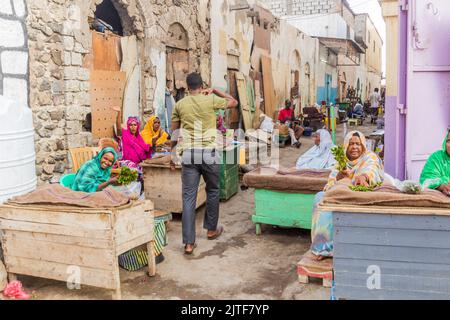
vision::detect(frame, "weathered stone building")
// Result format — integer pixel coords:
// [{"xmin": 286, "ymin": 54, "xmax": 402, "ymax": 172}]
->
[{"xmin": 24, "ymin": 0, "xmax": 211, "ymax": 183}]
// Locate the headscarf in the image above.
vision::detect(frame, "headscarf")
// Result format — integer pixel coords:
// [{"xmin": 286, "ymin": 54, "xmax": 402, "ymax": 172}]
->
[
  {"xmin": 71, "ymin": 147, "xmax": 118, "ymax": 193},
  {"xmin": 141, "ymin": 115, "xmax": 169, "ymax": 147},
  {"xmin": 325, "ymin": 130, "xmax": 384, "ymax": 190},
  {"xmin": 420, "ymin": 130, "xmax": 450, "ymax": 189},
  {"xmin": 122, "ymin": 117, "xmax": 151, "ymax": 164},
  {"xmin": 296, "ymin": 129, "xmax": 336, "ymax": 170}
]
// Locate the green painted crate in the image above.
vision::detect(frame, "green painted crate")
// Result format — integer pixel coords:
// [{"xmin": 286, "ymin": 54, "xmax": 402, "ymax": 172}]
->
[
  {"xmin": 220, "ymin": 164, "xmax": 238, "ymax": 201},
  {"xmin": 219, "ymin": 145, "xmax": 239, "ymax": 201},
  {"xmin": 252, "ymin": 189, "xmax": 315, "ymax": 234}
]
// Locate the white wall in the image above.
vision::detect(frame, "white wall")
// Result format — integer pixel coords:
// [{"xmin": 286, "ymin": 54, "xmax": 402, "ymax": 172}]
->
[{"xmin": 286, "ymin": 13, "xmax": 354, "ymax": 40}]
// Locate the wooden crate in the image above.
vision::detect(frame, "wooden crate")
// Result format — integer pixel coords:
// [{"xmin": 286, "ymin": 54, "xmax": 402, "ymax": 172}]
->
[
  {"xmin": 252, "ymin": 189, "xmax": 315, "ymax": 235},
  {"xmin": 142, "ymin": 164, "xmax": 206, "ymax": 213},
  {"xmin": 320, "ymin": 204, "xmax": 450, "ymax": 300},
  {"xmin": 0, "ymin": 200, "xmax": 156, "ymax": 300}
]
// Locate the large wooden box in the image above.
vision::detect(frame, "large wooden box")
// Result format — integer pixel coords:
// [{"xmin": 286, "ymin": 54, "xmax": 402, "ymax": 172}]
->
[
  {"xmin": 323, "ymin": 205, "xmax": 450, "ymax": 300},
  {"xmin": 0, "ymin": 200, "xmax": 156, "ymax": 300},
  {"xmin": 142, "ymin": 164, "xmax": 206, "ymax": 213},
  {"xmin": 252, "ymin": 189, "xmax": 315, "ymax": 234}
]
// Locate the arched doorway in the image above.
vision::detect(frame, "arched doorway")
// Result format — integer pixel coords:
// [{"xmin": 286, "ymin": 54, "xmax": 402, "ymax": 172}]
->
[
  {"xmin": 88, "ymin": 0, "xmax": 143, "ymax": 138},
  {"xmin": 304, "ymin": 63, "xmax": 311, "ymax": 107},
  {"xmin": 166, "ymin": 23, "xmax": 189, "ymax": 103},
  {"xmin": 290, "ymin": 50, "xmax": 301, "ymax": 113},
  {"xmin": 339, "ymin": 71, "xmax": 347, "ymax": 102}
]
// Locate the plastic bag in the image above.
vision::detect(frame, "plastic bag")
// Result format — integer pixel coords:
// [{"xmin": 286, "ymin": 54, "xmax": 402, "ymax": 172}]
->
[
  {"xmin": 393, "ymin": 179, "xmax": 424, "ymax": 194},
  {"xmin": 3, "ymin": 281, "xmax": 30, "ymax": 299}
]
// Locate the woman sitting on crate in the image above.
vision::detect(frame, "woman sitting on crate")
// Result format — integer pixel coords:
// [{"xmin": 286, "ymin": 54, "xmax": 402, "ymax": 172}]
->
[
  {"xmin": 310, "ymin": 130, "xmax": 384, "ymax": 261},
  {"xmin": 141, "ymin": 115, "xmax": 170, "ymax": 155},
  {"xmin": 295, "ymin": 129, "xmax": 336, "ymax": 170},
  {"xmin": 71, "ymin": 147, "xmax": 119, "ymax": 193},
  {"xmin": 420, "ymin": 129, "xmax": 450, "ymax": 196}
]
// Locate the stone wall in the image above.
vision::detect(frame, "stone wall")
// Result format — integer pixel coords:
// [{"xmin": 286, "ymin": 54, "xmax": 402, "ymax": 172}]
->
[
  {"xmin": 0, "ymin": 0, "xmax": 29, "ymax": 106},
  {"xmin": 26, "ymin": 0, "xmax": 211, "ymax": 184}
]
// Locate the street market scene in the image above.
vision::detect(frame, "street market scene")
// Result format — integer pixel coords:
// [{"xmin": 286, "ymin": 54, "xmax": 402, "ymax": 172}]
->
[{"xmin": 0, "ymin": 0, "xmax": 449, "ymax": 301}]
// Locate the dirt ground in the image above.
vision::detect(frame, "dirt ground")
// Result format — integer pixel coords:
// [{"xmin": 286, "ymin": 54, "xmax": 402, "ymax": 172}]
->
[{"xmin": 15, "ymin": 123, "xmax": 378, "ymax": 300}]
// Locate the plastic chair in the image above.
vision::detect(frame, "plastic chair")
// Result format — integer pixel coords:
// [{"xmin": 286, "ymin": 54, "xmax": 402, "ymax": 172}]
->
[
  {"xmin": 69, "ymin": 147, "xmax": 97, "ymax": 173},
  {"xmin": 60, "ymin": 173, "xmax": 76, "ymax": 188}
]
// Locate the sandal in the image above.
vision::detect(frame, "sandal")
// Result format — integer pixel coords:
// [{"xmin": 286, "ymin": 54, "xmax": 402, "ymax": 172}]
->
[
  {"xmin": 207, "ymin": 225, "xmax": 224, "ymax": 240},
  {"xmin": 184, "ymin": 243, "xmax": 197, "ymax": 255}
]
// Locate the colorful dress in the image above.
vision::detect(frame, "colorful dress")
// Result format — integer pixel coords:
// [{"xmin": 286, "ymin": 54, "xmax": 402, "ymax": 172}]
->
[
  {"xmin": 71, "ymin": 147, "xmax": 118, "ymax": 193},
  {"xmin": 121, "ymin": 117, "xmax": 152, "ymax": 164},
  {"xmin": 311, "ymin": 130, "xmax": 384, "ymax": 257},
  {"xmin": 420, "ymin": 130, "xmax": 450, "ymax": 189},
  {"xmin": 141, "ymin": 115, "xmax": 169, "ymax": 151}
]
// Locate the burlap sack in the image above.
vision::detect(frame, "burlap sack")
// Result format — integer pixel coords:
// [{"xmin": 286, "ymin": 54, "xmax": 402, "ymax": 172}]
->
[
  {"xmin": 322, "ymin": 183, "xmax": 450, "ymax": 209},
  {"xmin": 243, "ymin": 167, "xmax": 330, "ymax": 193},
  {"xmin": 143, "ymin": 155, "xmax": 171, "ymax": 165},
  {"xmin": 7, "ymin": 184, "xmax": 130, "ymax": 208}
]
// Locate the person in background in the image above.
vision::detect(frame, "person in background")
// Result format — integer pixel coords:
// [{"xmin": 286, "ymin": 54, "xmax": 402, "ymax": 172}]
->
[
  {"xmin": 71, "ymin": 147, "xmax": 118, "ymax": 193},
  {"xmin": 310, "ymin": 131, "xmax": 384, "ymax": 260},
  {"xmin": 352, "ymin": 98, "xmax": 364, "ymax": 117},
  {"xmin": 170, "ymin": 72, "xmax": 238, "ymax": 255},
  {"xmin": 369, "ymin": 88, "xmax": 381, "ymax": 123},
  {"xmin": 278, "ymin": 99, "xmax": 295, "ymax": 124},
  {"xmin": 296, "ymin": 129, "xmax": 336, "ymax": 170},
  {"xmin": 115, "ymin": 112, "xmax": 152, "ymax": 164},
  {"xmin": 420, "ymin": 129, "xmax": 450, "ymax": 196},
  {"xmin": 141, "ymin": 115, "xmax": 170, "ymax": 153}
]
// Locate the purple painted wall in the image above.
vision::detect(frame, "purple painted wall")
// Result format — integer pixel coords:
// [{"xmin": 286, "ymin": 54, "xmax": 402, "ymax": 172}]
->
[
  {"xmin": 406, "ymin": 0, "xmax": 450, "ymax": 181},
  {"xmin": 390, "ymin": 0, "xmax": 450, "ymax": 181}
]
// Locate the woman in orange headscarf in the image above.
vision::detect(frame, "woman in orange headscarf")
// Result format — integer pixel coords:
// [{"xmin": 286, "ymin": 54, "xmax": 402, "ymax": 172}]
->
[{"xmin": 141, "ymin": 116, "xmax": 169, "ymax": 150}]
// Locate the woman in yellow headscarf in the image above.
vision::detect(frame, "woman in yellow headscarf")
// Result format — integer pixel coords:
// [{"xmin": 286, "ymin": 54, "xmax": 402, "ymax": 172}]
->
[{"xmin": 141, "ymin": 116, "xmax": 169, "ymax": 148}]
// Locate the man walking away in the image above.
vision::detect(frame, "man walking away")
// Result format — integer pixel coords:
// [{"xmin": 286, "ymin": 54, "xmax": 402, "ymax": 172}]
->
[
  {"xmin": 369, "ymin": 88, "xmax": 381, "ymax": 123},
  {"xmin": 170, "ymin": 73, "xmax": 238, "ymax": 255}
]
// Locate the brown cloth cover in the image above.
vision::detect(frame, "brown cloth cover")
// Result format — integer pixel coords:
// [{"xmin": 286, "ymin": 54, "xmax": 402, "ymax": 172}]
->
[
  {"xmin": 322, "ymin": 184, "xmax": 450, "ymax": 209},
  {"xmin": 243, "ymin": 167, "xmax": 330, "ymax": 193},
  {"xmin": 143, "ymin": 155, "xmax": 171, "ymax": 165},
  {"xmin": 7, "ymin": 184, "xmax": 130, "ymax": 208}
]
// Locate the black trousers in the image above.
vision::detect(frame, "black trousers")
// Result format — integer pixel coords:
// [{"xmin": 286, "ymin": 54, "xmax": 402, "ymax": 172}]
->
[{"xmin": 181, "ymin": 149, "xmax": 220, "ymax": 244}]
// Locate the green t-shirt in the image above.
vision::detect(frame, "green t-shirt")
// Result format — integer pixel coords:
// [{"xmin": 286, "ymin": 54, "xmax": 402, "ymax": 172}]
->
[{"xmin": 172, "ymin": 94, "xmax": 227, "ymax": 150}]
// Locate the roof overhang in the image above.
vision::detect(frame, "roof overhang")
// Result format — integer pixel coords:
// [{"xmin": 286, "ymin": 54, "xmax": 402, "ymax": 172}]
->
[{"xmin": 318, "ymin": 37, "xmax": 365, "ymax": 66}]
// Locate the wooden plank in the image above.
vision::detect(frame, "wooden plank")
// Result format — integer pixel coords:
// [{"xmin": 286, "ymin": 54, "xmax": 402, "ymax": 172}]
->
[
  {"xmin": 3, "ymin": 230, "xmax": 113, "ymax": 250},
  {"xmin": 261, "ymin": 55, "xmax": 277, "ymax": 120},
  {"xmin": 114, "ymin": 217, "xmax": 154, "ymax": 247},
  {"xmin": 335, "ymin": 271, "xmax": 450, "ymax": 294},
  {"xmin": 5, "ymin": 256, "xmax": 116, "ymax": 290},
  {"xmin": 90, "ymin": 70, "xmax": 126, "ymax": 139},
  {"xmin": 92, "ymin": 31, "xmax": 121, "ymax": 71},
  {"xmin": 320, "ymin": 204, "xmax": 450, "ymax": 217},
  {"xmin": 3, "ymin": 237, "xmax": 115, "ymax": 270},
  {"xmin": 334, "ymin": 258, "xmax": 450, "ymax": 279},
  {"xmin": 0, "ymin": 208, "xmax": 111, "ymax": 230},
  {"xmin": 334, "ymin": 243, "xmax": 450, "ymax": 265},
  {"xmin": 0, "ymin": 204, "xmax": 114, "ymax": 214},
  {"xmin": 227, "ymin": 70, "xmax": 240, "ymax": 127},
  {"xmin": 335, "ymin": 226, "xmax": 450, "ymax": 249},
  {"xmin": 334, "ymin": 284, "xmax": 450, "ymax": 300},
  {"xmin": 334, "ymin": 212, "xmax": 450, "ymax": 231},
  {"xmin": 116, "ymin": 233, "xmax": 153, "ymax": 256},
  {"xmin": 0, "ymin": 219, "xmax": 112, "ymax": 240},
  {"xmin": 236, "ymin": 72, "xmax": 253, "ymax": 131}
]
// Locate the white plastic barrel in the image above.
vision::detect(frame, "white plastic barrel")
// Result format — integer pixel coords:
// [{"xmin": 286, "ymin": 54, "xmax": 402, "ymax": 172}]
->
[{"xmin": 0, "ymin": 95, "xmax": 37, "ymax": 203}]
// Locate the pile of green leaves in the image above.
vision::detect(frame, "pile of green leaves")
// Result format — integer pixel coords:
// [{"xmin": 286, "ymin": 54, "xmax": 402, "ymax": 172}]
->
[
  {"xmin": 349, "ymin": 182, "xmax": 383, "ymax": 192},
  {"xmin": 331, "ymin": 145, "xmax": 348, "ymax": 171},
  {"xmin": 117, "ymin": 166, "xmax": 138, "ymax": 185}
]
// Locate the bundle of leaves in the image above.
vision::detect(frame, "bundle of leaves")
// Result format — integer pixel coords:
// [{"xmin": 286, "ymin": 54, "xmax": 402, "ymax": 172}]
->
[
  {"xmin": 331, "ymin": 145, "xmax": 349, "ymax": 171},
  {"xmin": 349, "ymin": 182, "xmax": 383, "ymax": 192},
  {"xmin": 117, "ymin": 166, "xmax": 138, "ymax": 185}
]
